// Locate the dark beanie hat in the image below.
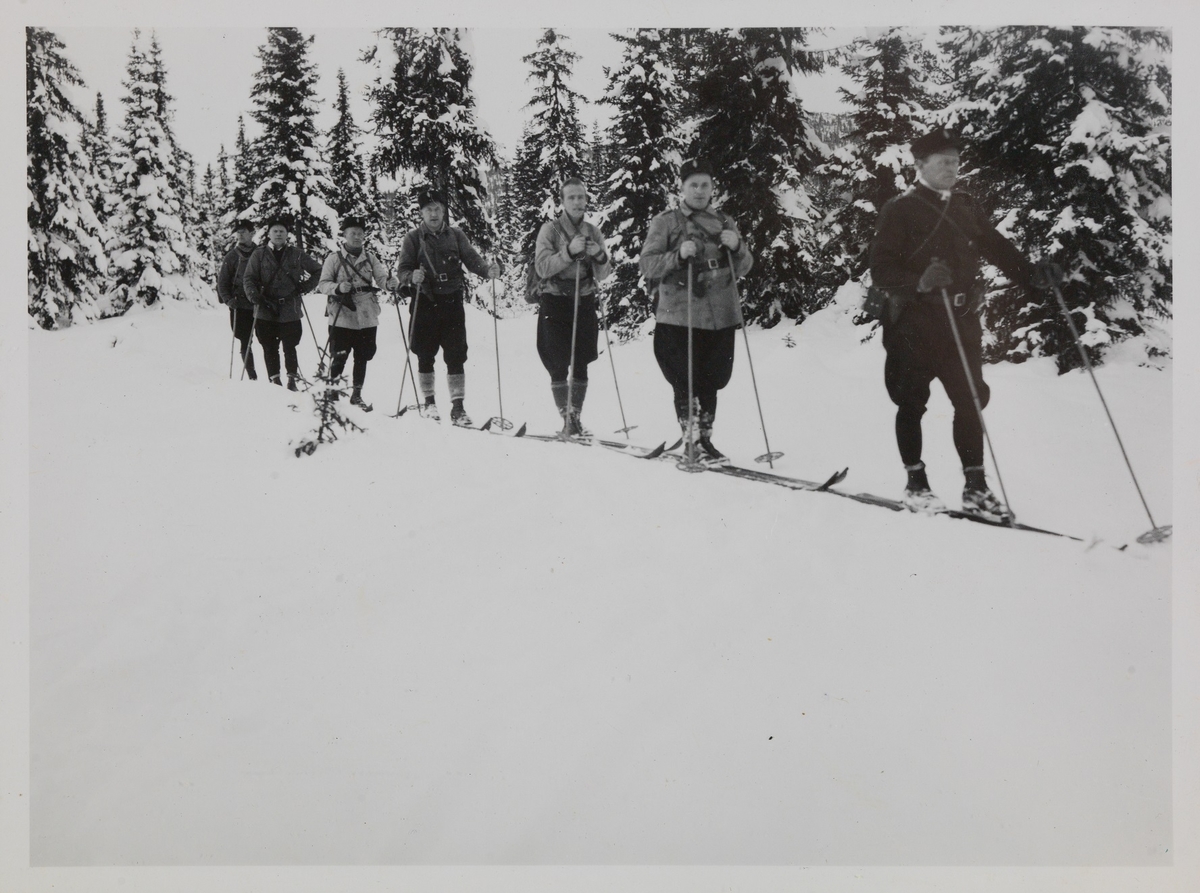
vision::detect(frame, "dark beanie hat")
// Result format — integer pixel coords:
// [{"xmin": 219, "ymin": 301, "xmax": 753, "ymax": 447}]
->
[
  {"xmin": 231, "ymin": 218, "xmax": 255, "ymax": 233},
  {"xmin": 340, "ymin": 214, "xmax": 368, "ymax": 232},
  {"xmin": 910, "ymin": 130, "xmax": 963, "ymax": 160},
  {"xmin": 679, "ymin": 157, "xmax": 716, "ymax": 182},
  {"xmin": 417, "ymin": 188, "xmax": 449, "ymax": 210},
  {"xmin": 263, "ymin": 213, "xmax": 293, "ymax": 232}
]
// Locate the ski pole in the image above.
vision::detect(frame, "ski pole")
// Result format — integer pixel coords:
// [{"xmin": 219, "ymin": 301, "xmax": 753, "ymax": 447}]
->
[
  {"xmin": 391, "ymin": 294, "xmax": 419, "ymax": 418},
  {"xmin": 678, "ymin": 259, "xmax": 704, "ymax": 473},
  {"xmin": 1048, "ymin": 280, "xmax": 1170, "ymax": 543},
  {"xmin": 562, "ymin": 261, "xmax": 583, "ymax": 439},
  {"xmin": 228, "ymin": 311, "xmax": 236, "ymax": 379},
  {"xmin": 314, "ymin": 299, "xmax": 345, "ymax": 379},
  {"xmin": 940, "ymin": 287, "xmax": 1014, "ymax": 521},
  {"xmin": 392, "ymin": 290, "xmax": 422, "ymax": 417},
  {"xmin": 487, "ymin": 276, "xmax": 512, "ymax": 430},
  {"xmin": 240, "ymin": 313, "xmax": 258, "ymax": 381},
  {"xmin": 727, "ymin": 248, "xmax": 783, "ymax": 468},
  {"xmin": 598, "ymin": 290, "xmax": 635, "ymax": 438}
]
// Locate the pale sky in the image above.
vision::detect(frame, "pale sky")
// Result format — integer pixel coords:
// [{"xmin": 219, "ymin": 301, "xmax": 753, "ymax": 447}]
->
[{"xmin": 55, "ymin": 26, "xmax": 854, "ymax": 175}]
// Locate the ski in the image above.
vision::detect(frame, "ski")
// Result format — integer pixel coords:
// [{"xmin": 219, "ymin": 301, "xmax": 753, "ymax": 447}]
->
[
  {"xmin": 827, "ymin": 487, "xmax": 1085, "ymax": 541},
  {"xmin": 522, "ymin": 431, "xmax": 667, "ymax": 459}
]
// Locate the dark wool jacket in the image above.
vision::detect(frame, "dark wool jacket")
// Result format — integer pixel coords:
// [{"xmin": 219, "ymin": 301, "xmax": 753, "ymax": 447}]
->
[
  {"xmin": 395, "ymin": 223, "xmax": 490, "ymax": 299},
  {"xmin": 217, "ymin": 243, "xmax": 257, "ymax": 311},
  {"xmin": 870, "ymin": 183, "xmax": 1034, "ymax": 300},
  {"xmin": 242, "ymin": 244, "xmax": 323, "ymax": 323}
]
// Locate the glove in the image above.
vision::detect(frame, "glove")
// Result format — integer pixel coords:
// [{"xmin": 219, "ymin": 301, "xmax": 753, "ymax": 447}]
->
[
  {"xmin": 1031, "ymin": 260, "xmax": 1063, "ymax": 291},
  {"xmin": 259, "ymin": 296, "xmax": 281, "ymax": 315},
  {"xmin": 335, "ymin": 291, "xmax": 357, "ymax": 311},
  {"xmin": 917, "ymin": 258, "xmax": 953, "ymax": 293}
]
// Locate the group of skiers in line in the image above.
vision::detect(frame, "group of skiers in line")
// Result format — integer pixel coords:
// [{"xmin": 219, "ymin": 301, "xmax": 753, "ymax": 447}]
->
[{"xmin": 217, "ymin": 132, "xmax": 1063, "ymax": 520}]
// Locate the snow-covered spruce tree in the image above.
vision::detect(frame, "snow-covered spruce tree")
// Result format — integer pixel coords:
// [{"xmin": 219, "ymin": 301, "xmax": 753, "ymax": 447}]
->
[
  {"xmin": 229, "ymin": 116, "xmax": 257, "ymax": 222},
  {"xmin": 326, "ymin": 67, "xmax": 377, "ymax": 222},
  {"xmin": 27, "ymin": 27, "xmax": 112, "ymax": 328},
  {"xmin": 248, "ymin": 27, "xmax": 337, "ymax": 253},
  {"xmin": 815, "ymin": 29, "xmax": 941, "ymax": 302},
  {"xmin": 84, "ymin": 91, "xmax": 115, "ymax": 216},
  {"xmin": 192, "ymin": 164, "xmax": 225, "ymax": 279},
  {"xmin": 367, "ymin": 28, "xmax": 498, "ymax": 253},
  {"xmin": 678, "ymin": 28, "xmax": 829, "ymax": 325},
  {"xmin": 105, "ymin": 29, "xmax": 206, "ymax": 313},
  {"xmin": 940, "ymin": 26, "xmax": 1171, "ymax": 370},
  {"xmin": 508, "ymin": 28, "xmax": 587, "ymax": 266},
  {"xmin": 595, "ymin": 28, "xmax": 687, "ymax": 337}
]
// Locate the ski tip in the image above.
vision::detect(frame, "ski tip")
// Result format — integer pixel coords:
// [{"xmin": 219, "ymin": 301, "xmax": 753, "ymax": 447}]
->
[
  {"xmin": 480, "ymin": 418, "xmax": 493, "ymax": 432},
  {"xmin": 515, "ymin": 423, "xmax": 527, "ymax": 437},
  {"xmin": 644, "ymin": 442, "xmax": 667, "ymax": 459},
  {"xmin": 666, "ymin": 437, "xmax": 683, "ymax": 452}
]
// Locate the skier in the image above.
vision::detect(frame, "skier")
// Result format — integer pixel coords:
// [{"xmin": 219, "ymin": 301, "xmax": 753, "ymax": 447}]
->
[
  {"xmin": 216, "ymin": 218, "xmax": 259, "ymax": 380},
  {"xmin": 640, "ymin": 157, "xmax": 753, "ymax": 463},
  {"xmin": 316, "ymin": 215, "xmax": 400, "ymax": 411},
  {"xmin": 869, "ymin": 129, "xmax": 1058, "ymax": 517},
  {"xmin": 533, "ymin": 176, "xmax": 613, "ymax": 437},
  {"xmin": 394, "ymin": 189, "xmax": 500, "ymax": 426},
  {"xmin": 242, "ymin": 214, "xmax": 323, "ymax": 391}
]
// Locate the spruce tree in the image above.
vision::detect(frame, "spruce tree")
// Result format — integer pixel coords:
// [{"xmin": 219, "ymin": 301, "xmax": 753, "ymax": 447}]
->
[
  {"xmin": 325, "ymin": 67, "xmax": 377, "ymax": 222},
  {"xmin": 193, "ymin": 164, "xmax": 224, "ymax": 279},
  {"xmin": 509, "ymin": 28, "xmax": 587, "ymax": 263},
  {"xmin": 215, "ymin": 143, "xmax": 232, "ymax": 223},
  {"xmin": 595, "ymin": 28, "xmax": 687, "ymax": 335},
  {"xmin": 27, "ymin": 27, "xmax": 112, "ymax": 328},
  {"xmin": 941, "ymin": 26, "xmax": 1171, "ymax": 370},
  {"xmin": 817, "ymin": 29, "xmax": 940, "ymax": 296},
  {"xmin": 106, "ymin": 29, "xmax": 206, "ymax": 312},
  {"xmin": 248, "ymin": 27, "xmax": 337, "ymax": 252},
  {"xmin": 367, "ymin": 28, "xmax": 498, "ymax": 252},
  {"xmin": 230, "ymin": 116, "xmax": 256, "ymax": 222},
  {"xmin": 679, "ymin": 28, "xmax": 828, "ymax": 325}
]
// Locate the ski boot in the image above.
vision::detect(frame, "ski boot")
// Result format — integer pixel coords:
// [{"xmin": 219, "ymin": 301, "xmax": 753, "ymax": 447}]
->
[
  {"xmin": 697, "ymin": 410, "xmax": 729, "ymax": 466},
  {"xmin": 286, "ymin": 374, "xmax": 299, "ymax": 392},
  {"xmin": 903, "ymin": 488, "xmax": 947, "ymax": 514},
  {"xmin": 962, "ymin": 486, "xmax": 1011, "ymax": 522},
  {"xmin": 269, "ymin": 374, "xmax": 283, "ymax": 387},
  {"xmin": 419, "ymin": 396, "xmax": 441, "ymax": 421},
  {"xmin": 350, "ymin": 388, "xmax": 373, "ymax": 412},
  {"xmin": 450, "ymin": 399, "xmax": 472, "ymax": 427},
  {"xmin": 901, "ymin": 462, "xmax": 945, "ymax": 513}
]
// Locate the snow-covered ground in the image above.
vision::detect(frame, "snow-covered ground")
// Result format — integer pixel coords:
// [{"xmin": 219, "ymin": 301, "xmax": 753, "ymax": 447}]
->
[{"xmin": 27, "ymin": 289, "xmax": 1173, "ymax": 871}]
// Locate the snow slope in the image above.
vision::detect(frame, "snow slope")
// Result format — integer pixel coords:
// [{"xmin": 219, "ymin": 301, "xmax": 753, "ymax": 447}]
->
[{"xmin": 29, "ymin": 291, "xmax": 1171, "ymax": 868}]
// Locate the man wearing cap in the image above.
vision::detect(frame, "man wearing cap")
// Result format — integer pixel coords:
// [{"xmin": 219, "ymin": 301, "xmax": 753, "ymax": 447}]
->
[
  {"xmin": 395, "ymin": 189, "xmax": 500, "ymax": 425},
  {"xmin": 217, "ymin": 218, "xmax": 259, "ymax": 380},
  {"xmin": 640, "ymin": 157, "xmax": 753, "ymax": 463},
  {"xmin": 533, "ymin": 176, "xmax": 613, "ymax": 437},
  {"xmin": 870, "ymin": 129, "xmax": 1057, "ymax": 518},
  {"xmin": 242, "ymin": 214, "xmax": 324, "ymax": 391},
  {"xmin": 316, "ymin": 215, "xmax": 400, "ymax": 411}
]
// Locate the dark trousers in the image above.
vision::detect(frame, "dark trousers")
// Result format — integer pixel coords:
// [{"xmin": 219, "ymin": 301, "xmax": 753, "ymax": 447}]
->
[
  {"xmin": 653, "ymin": 323, "xmax": 736, "ymax": 419},
  {"xmin": 254, "ymin": 318, "xmax": 303, "ymax": 380},
  {"xmin": 328, "ymin": 326, "xmax": 378, "ymax": 388},
  {"xmin": 883, "ymin": 302, "xmax": 989, "ymax": 469},
  {"xmin": 537, "ymin": 293, "xmax": 598, "ymax": 382},
  {"xmin": 229, "ymin": 307, "xmax": 255, "ymax": 375},
  {"xmin": 409, "ymin": 291, "xmax": 467, "ymax": 375}
]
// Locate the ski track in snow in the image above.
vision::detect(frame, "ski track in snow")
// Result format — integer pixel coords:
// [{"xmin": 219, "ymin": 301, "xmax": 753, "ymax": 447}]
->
[{"xmin": 29, "ymin": 292, "xmax": 1171, "ymax": 865}]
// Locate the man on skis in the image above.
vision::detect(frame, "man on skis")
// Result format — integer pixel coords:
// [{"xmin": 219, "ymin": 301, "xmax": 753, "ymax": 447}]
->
[
  {"xmin": 533, "ymin": 176, "xmax": 613, "ymax": 437},
  {"xmin": 316, "ymin": 215, "xmax": 399, "ymax": 412},
  {"xmin": 640, "ymin": 157, "xmax": 753, "ymax": 464},
  {"xmin": 216, "ymin": 218, "xmax": 259, "ymax": 380},
  {"xmin": 395, "ymin": 188, "xmax": 500, "ymax": 426},
  {"xmin": 869, "ymin": 129, "xmax": 1058, "ymax": 518},
  {"xmin": 242, "ymin": 214, "xmax": 324, "ymax": 391}
]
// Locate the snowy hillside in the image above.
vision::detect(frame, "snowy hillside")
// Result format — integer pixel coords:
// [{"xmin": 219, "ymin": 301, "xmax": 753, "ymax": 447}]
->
[{"xmin": 29, "ymin": 291, "xmax": 1171, "ymax": 867}]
